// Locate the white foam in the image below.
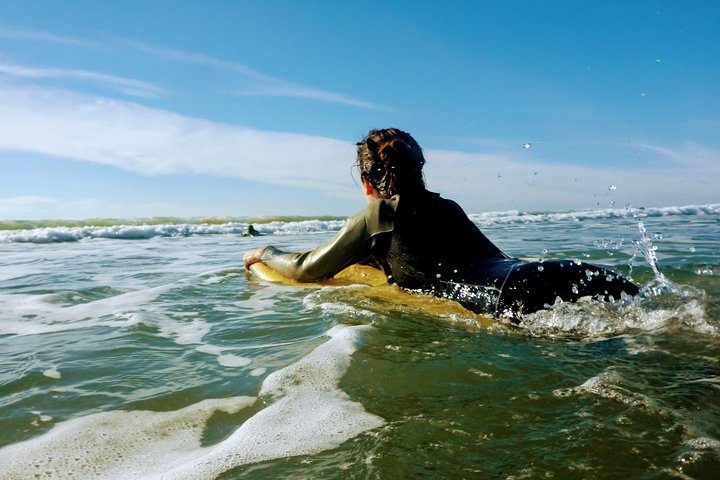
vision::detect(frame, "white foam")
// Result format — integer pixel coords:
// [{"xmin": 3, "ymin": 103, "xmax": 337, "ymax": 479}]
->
[
  {"xmin": 30, "ymin": 411, "xmax": 53, "ymax": 423},
  {"xmin": 302, "ymin": 288, "xmax": 375, "ymax": 318},
  {"xmin": 249, "ymin": 368, "xmax": 267, "ymax": 377},
  {"xmin": 152, "ymin": 316, "xmax": 256, "ymax": 369},
  {"xmin": 684, "ymin": 436, "xmax": 720, "ymax": 450},
  {"xmin": 41, "ymin": 368, "xmax": 61, "ymax": 379},
  {"xmin": 157, "ymin": 318, "xmax": 212, "ymax": 345},
  {"xmin": 216, "ymin": 354, "xmax": 252, "ymax": 368},
  {"xmin": 0, "ymin": 283, "xmax": 174, "ymax": 337},
  {"xmin": 552, "ymin": 367, "xmax": 663, "ymax": 412},
  {"xmin": 194, "ymin": 345, "xmax": 225, "ymax": 355},
  {"xmin": 520, "ymin": 298, "xmax": 717, "ymax": 337},
  {"xmin": 0, "ymin": 325, "xmax": 384, "ymax": 479},
  {"xmin": 0, "ymin": 277, "xmax": 259, "ymax": 371},
  {"xmin": 0, "ymin": 396, "xmax": 256, "ymax": 479},
  {"xmin": 0, "ymin": 285, "xmax": 260, "ymax": 372}
]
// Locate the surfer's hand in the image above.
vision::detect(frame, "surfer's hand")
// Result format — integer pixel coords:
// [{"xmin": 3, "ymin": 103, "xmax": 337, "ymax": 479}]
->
[{"xmin": 243, "ymin": 248, "xmax": 264, "ymax": 270}]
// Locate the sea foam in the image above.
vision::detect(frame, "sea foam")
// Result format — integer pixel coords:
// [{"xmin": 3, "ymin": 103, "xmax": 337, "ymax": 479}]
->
[
  {"xmin": 0, "ymin": 325, "xmax": 384, "ymax": 479},
  {"xmin": 520, "ymin": 297, "xmax": 716, "ymax": 337}
]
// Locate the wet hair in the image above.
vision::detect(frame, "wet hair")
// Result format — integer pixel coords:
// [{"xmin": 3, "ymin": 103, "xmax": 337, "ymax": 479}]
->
[{"xmin": 356, "ymin": 128, "xmax": 426, "ymax": 198}]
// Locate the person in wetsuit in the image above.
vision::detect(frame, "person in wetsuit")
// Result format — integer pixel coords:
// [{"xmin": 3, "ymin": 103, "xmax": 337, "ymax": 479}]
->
[{"xmin": 243, "ymin": 128, "xmax": 639, "ymax": 320}]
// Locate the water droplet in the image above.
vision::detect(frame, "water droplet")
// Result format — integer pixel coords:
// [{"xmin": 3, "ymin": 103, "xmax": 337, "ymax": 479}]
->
[
  {"xmin": 640, "ymin": 92, "xmax": 647, "ymax": 97},
  {"xmin": 522, "ymin": 143, "xmax": 532, "ymax": 149},
  {"xmin": 453, "ymin": 269, "xmax": 458, "ymax": 273},
  {"xmin": 497, "ymin": 173, "xmax": 502, "ymax": 178},
  {"xmin": 537, "ymin": 265, "xmax": 544, "ymax": 272},
  {"xmin": 689, "ymin": 246, "xmax": 696, "ymax": 253},
  {"xmin": 571, "ymin": 285, "xmax": 579, "ymax": 294},
  {"xmin": 653, "ymin": 232, "xmax": 662, "ymax": 240},
  {"xmin": 608, "ymin": 185, "xmax": 616, "ymax": 191},
  {"xmin": 533, "ymin": 171, "xmax": 538, "ymax": 175},
  {"xmin": 610, "ymin": 201, "xmax": 616, "ymax": 207},
  {"xmin": 541, "ymin": 248, "xmax": 548, "ymax": 255},
  {"xmin": 436, "ymin": 273, "xmax": 442, "ymax": 278},
  {"xmin": 655, "ymin": 58, "xmax": 661, "ymax": 63}
]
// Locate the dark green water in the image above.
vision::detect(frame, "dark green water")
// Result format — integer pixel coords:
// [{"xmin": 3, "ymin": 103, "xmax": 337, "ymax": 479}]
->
[{"xmin": 0, "ymin": 208, "xmax": 718, "ymax": 479}]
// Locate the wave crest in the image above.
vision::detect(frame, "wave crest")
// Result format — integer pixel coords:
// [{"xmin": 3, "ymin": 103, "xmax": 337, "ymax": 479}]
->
[{"xmin": 1, "ymin": 203, "xmax": 717, "ymax": 244}]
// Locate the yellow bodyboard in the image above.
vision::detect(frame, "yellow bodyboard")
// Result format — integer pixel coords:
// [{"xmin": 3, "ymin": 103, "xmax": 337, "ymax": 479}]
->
[
  {"xmin": 248, "ymin": 262, "xmax": 496, "ymax": 328},
  {"xmin": 248, "ymin": 262, "xmax": 388, "ymax": 287}
]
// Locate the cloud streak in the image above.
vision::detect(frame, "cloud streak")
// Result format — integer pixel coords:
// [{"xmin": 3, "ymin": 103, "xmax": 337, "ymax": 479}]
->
[
  {"xmin": 0, "ymin": 62, "xmax": 164, "ymax": 98},
  {"xmin": 0, "ymin": 86, "xmax": 717, "ymax": 214},
  {"xmin": 0, "ymin": 86, "xmax": 356, "ymax": 196},
  {"xmin": 1, "ymin": 26, "xmax": 381, "ymax": 108},
  {"xmin": 0, "ymin": 26, "xmax": 97, "ymax": 47},
  {"xmin": 117, "ymin": 38, "xmax": 382, "ymax": 109}
]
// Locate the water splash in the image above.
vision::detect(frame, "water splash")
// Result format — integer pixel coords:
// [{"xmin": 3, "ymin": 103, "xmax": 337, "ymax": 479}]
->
[{"xmin": 625, "ymin": 204, "xmax": 679, "ymax": 296}]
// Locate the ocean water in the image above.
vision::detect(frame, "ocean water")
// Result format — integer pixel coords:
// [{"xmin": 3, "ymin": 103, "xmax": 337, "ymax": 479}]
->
[{"xmin": 0, "ymin": 204, "xmax": 718, "ymax": 479}]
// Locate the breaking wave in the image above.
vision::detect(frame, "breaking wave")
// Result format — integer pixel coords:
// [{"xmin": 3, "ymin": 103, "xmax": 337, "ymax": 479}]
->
[
  {"xmin": 467, "ymin": 203, "xmax": 720, "ymax": 226},
  {"xmin": 1, "ymin": 203, "xmax": 717, "ymax": 244}
]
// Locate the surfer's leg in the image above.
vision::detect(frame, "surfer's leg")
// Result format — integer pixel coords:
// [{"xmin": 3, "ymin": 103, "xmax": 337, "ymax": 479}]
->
[{"xmin": 498, "ymin": 261, "xmax": 639, "ymax": 316}]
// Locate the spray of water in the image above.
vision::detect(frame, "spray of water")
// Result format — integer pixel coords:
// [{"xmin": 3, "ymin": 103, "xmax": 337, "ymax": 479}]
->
[{"xmin": 625, "ymin": 204, "xmax": 680, "ymax": 296}]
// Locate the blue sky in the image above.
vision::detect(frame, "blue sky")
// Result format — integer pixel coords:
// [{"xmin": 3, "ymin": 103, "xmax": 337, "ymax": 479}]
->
[{"xmin": 0, "ymin": 0, "xmax": 718, "ymax": 219}]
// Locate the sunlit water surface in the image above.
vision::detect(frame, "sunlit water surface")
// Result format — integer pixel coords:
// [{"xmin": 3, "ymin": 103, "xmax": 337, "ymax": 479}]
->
[{"xmin": 0, "ymin": 206, "xmax": 718, "ymax": 479}]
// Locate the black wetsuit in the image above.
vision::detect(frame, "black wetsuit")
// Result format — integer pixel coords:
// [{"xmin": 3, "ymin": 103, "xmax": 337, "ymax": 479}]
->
[{"xmin": 260, "ymin": 192, "xmax": 639, "ymax": 319}]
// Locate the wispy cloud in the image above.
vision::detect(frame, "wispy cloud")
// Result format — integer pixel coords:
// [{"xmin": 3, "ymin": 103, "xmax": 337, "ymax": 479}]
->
[
  {"xmin": 1, "ymin": 86, "xmax": 717, "ymax": 213},
  {"xmin": 0, "ymin": 26, "xmax": 97, "ymax": 47},
  {"xmin": 0, "ymin": 86, "xmax": 356, "ymax": 197},
  {"xmin": 627, "ymin": 142, "xmax": 720, "ymax": 169},
  {"xmin": 117, "ymin": 38, "xmax": 382, "ymax": 109},
  {"xmin": 1, "ymin": 25, "xmax": 381, "ymax": 109},
  {"xmin": 0, "ymin": 62, "xmax": 164, "ymax": 98},
  {"xmin": 237, "ymin": 85, "xmax": 380, "ymax": 109}
]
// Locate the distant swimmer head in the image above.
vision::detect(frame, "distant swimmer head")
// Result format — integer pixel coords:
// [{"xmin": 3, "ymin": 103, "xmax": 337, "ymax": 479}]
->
[{"xmin": 356, "ymin": 128, "xmax": 426, "ymax": 199}]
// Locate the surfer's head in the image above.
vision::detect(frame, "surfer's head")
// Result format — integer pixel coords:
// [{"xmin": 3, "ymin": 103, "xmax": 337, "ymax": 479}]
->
[{"xmin": 356, "ymin": 128, "xmax": 426, "ymax": 198}]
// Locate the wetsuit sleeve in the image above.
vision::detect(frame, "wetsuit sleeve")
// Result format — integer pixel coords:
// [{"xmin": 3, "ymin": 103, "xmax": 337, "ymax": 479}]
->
[{"xmin": 259, "ymin": 197, "xmax": 397, "ymax": 282}]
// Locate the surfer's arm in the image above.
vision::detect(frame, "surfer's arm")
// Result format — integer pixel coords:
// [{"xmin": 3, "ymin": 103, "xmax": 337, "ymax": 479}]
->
[{"xmin": 256, "ymin": 198, "xmax": 396, "ymax": 282}]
